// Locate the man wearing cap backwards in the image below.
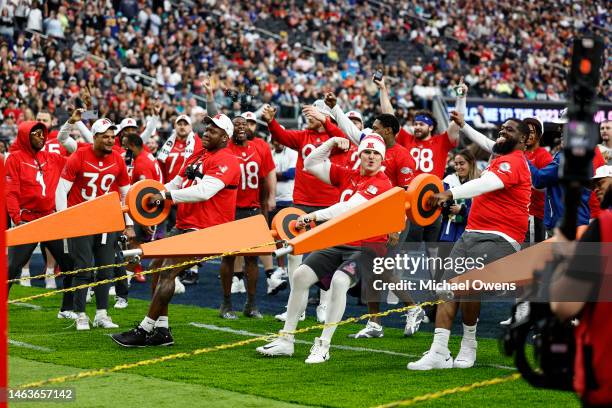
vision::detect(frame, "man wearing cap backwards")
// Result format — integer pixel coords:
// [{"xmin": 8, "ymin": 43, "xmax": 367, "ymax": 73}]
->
[
  {"xmin": 55, "ymin": 118, "xmax": 133, "ymax": 331},
  {"xmin": 261, "ymin": 101, "xmax": 352, "ymax": 322},
  {"xmin": 218, "ymin": 116, "xmax": 277, "ymax": 319},
  {"xmin": 408, "ymin": 117, "xmax": 532, "ymax": 370},
  {"xmin": 6, "ymin": 120, "xmax": 76, "ymax": 319},
  {"xmin": 111, "ymin": 114, "xmax": 240, "ymax": 348},
  {"xmin": 522, "ymin": 117, "xmax": 553, "ymax": 243},
  {"xmin": 257, "ymin": 134, "xmax": 393, "ymax": 364}
]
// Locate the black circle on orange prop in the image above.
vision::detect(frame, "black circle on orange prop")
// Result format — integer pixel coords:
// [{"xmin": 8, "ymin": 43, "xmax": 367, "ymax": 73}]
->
[
  {"xmin": 406, "ymin": 173, "xmax": 443, "ymax": 226},
  {"xmin": 126, "ymin": 180, "xmax": 171, "ymax": 226},
  {"xmin": 271, "ymin": 207, "xmax": 315, "ymax": 241}
]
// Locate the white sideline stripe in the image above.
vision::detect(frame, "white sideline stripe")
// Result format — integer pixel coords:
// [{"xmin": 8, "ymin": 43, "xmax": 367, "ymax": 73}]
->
[
  {"xmin": 188, "ymin": 322, "xmax": 515, "ymax": 371},
  {"xmin": 9, "ymin": 339, "xmax": 53, "ymax": 352},
  {"xmin": 11, "ymin": 302, "xmax": 43, "ymax": 310}
]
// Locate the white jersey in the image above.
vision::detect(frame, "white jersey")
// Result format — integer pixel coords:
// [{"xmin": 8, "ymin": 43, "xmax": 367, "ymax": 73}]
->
[{"xmin": 272, "ymin": 147, "xmax": 298, "ymax": 203}]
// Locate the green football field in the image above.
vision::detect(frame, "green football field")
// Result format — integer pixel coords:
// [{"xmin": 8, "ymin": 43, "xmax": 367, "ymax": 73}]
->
[{"xmin": 8, "ymin": 285, "xmax": 579, "ymax": 408}]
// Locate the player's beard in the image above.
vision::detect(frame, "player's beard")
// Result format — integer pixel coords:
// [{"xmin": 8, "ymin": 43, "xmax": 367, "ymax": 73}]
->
[{"xmin": 492, "ymin": 137, "xmax": 518, "ymax": 155}]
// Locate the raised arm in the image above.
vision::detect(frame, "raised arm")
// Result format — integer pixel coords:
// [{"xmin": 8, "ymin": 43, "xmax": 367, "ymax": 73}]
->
[
  {"xmin": 303, "ymin": 137, "xmax": 350, "ymax": 185},
  {"xmin": 375, "ymin": 76, "xmax": 394, "ymax": 114}
]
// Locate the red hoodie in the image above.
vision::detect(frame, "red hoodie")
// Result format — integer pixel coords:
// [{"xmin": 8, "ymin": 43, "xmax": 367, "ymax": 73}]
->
[{"xmin": 5, "ymin": 121, "xmax": 67, "ymax": 225}]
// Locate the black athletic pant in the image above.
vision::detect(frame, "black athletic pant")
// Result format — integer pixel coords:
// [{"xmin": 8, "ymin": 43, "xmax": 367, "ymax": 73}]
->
[
  {"xmin": 8, "ymin": 239, "xmax": 75, "ymax": 311},
  {"xmin": 70, "ymin": 232, "xmax": 118, "ymax": 313},
  {"xmin": 113, "ymin": 241, "xmax": 129, "ymax": 299}
]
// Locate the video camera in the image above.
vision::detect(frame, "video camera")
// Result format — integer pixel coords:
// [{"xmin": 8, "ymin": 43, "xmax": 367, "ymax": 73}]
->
[{"xmin": 501, "ymin": 35, "xmax": 604, "ymax": 391}]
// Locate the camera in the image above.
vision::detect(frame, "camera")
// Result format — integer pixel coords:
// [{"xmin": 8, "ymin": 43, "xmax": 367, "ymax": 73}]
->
[{"xmin": 373, "ymin": 69, "xmax": 383, "ymax": 82}]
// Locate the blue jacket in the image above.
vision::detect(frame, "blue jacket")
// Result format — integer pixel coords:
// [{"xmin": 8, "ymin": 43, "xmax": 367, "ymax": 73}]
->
[
  {"xmin": 438, "ymin": 175, "xmax": 472, "ymax": 242},
  {"xmin": 528, "ymin": 152, "xmax": 591, "ymax": 229}
]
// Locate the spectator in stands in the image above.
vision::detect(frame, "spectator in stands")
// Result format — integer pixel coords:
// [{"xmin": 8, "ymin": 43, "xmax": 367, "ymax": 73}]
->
[
  {"xmin": 471, "ymin": 105, "xmax": 496, "ymax": 139},
  {"xmin": 598, "ymin": 120, "xmax": 611, "ymax": 165}
]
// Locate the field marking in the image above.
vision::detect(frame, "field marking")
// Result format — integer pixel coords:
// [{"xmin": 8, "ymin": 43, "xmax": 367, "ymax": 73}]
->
[
  {"xmin": 189, "ymin": 322, "xmax": 515, "ymax": 371},
  {"xmin": 9, "ymin": 339, "xmax": 54, "ymax": 352},
  {"xmin": 10, "ymin": 302, "xmax": 43, "ymax": 310}
]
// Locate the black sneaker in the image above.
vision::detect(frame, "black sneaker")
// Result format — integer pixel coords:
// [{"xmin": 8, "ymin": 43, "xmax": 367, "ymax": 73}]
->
[
  {"xmin": 219, "ymin": 303, "xmax": 237, "ymax": 320},
  {"xmin": 180, "ymin": 271, "xmax": 199, "ymax": 285},
  {"xmin": 111, "ymin": 325, "xmax": 150, "ymax": 348},
  {"xmin": 243, "ymin": 303, "xmax": 263, "ymax": 319},
  {"xmin": 146, "ymin": 327, "xmax": 174, "ymax": 346}
]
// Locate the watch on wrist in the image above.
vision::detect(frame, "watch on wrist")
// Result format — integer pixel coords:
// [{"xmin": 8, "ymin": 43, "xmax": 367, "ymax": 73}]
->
[{"xmin": 164, "ymin": 191, "xmax": 172, "ymax": 200}]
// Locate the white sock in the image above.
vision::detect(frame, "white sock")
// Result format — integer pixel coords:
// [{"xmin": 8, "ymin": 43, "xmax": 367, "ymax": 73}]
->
[
  {"xmin": 283, "ymin": 265, "xmax": 317, "ymax": 333},
  {"xmin": 78, "ymin": 312, "xmax": 87, "ymax": 318},
  {"xmin": 319, "ymin": 288, "xmax": 331, "ymax": 307},
  {"xmin": 46, "ymin": 267, "xmax": 55, "ymax": 276},
  {"xmin": 432, "ymin": 328, "xmax": 451, "ymax": 350},
  {"xmin": 21, "ymin": 268, "xmax": 30, "ymax": 277},
  {"xmin": 320, "ymin": 273, "xmax": 350, "ymax": 344},
  {"xmin": 155, "ymin": 316, "xmax": 169, "ymax": 329},
  {"xmin": 95, "ymin": 309, "xmax": 107, "ymax": 318},
  {"xmin": 287, "ymin": 254, "xmax": 303, "ymax": 288},
  {"xmin": 462, "ymin": 323, "xmax": 477, "ymax": 343},
  {"xmin": 140, "ymin": 316, "xmax": 155, "ymax": 332}
]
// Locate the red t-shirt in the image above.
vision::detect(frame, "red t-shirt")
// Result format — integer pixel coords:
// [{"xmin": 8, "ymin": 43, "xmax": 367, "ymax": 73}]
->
[
  {"xmin": 159, "ymin": 137, "xmax": 203, "ymax": 183},
  {"xmin": 174, "ymin": 147, "xmax": 240, "ymax": 230},
  {"xmin": 132, "ymin": 151, "xmax": 163, "ymax": 184},
  {"xmin": 396, "ymin": 129, "xmax": 457, "ymax": 178},
  {"xmin": 61, "ymin": 146, "xmax": 130, "ymax": 207},
  {"xmin": 330, "ymin": 164, "xmax": 393, "ymax": 245},
  {"xmin": 268, "ymin": 118, "xmax": 347, "ymax": 207},
  {"xmin": 41, "ymin": 130, "xmax": 70, "ymax": 157},
  {"xmin": 248, "ymin": 137, "xmax": 276, "ymax": 175},
  {"xmin": 228, "ymin": 140, "xmax": 275, "ymax": 208},
  {"xmin": 590, "ymin": 148, "xmax": 606, "ymax": 219},
  {"xmin": 384, "ymin": 143, "xmax": 417, "ymax": 187},
  {"xmin": 524, "ymin": 147, "xmax": 553, "ymax": 219},
  {"xmin": 466, "ymin": 150, "xmax": 531, "ymax": 242}
]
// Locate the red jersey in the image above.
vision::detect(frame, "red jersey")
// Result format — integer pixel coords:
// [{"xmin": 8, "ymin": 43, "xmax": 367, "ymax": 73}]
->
[
  {"xmin": 330, "ymin": 164, "xmax": 393, "ymax": 245},
  {"xmin": 159, "ymin": 136, "xmax": 203, "ymax": 183},
  {"xmin": 396, "ymin": 129, "xmax": 457, "ymax": 178},
  {"xmin": 524, "ymin": 147, "xmax": 553, "ymax": 219},
  {"xmin": 132, "ymin": 151, "xmax": 163, "ymax": 184},
  {"xmin": 174, "ymin": 147, "xmax": 240, "ymax": 230},
  {"xmin": 61, "ymin": 146, "xmax": 130, "ymax": 207},
  {"xmin": 466, "ymin": 150, "xmax": 532, "ymax": 242},
  {"xmin": 228, "ymin": 140, "xmax": 274, "ymax": 208},
  {"xmin": 248, "ymin": 136, "xmax": 276, "ymax": 175},
  {"xmin": 590, "ymin": 148, "xmax": 606, "ymax": 219},
  {"xmin": 6, "ymin": 122, "xmax": 67, "ymax": 224},
  {"xmin": 384, "ymin": 143, "xmax": 417, "ymax": 187},
  {"xmin": 41, "ymin": 129, "xmax": 70, "ymax": 157},
  {"xmin": 268, "ymin": 118, "xmax": 347, "ymax": 207}
]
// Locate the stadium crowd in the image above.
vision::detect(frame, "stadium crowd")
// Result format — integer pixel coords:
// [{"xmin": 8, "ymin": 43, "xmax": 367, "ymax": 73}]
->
[{"xmin": 2, "ymin": 0, "xmax": 612, "ymax": 391}]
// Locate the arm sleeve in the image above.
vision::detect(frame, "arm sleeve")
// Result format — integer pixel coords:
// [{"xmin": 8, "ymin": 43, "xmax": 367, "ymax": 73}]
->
[
  {"xmin": 529, "ymin": 158, "xmax": 559, "ymax": 189},
  {"xmin": 119, "ymin": 184, "xmax": 133, "ymax": 226},
  {"xmin": 447, "ymin": 121, "xmax": 460, "ymax": 144},
  {"xmin": 450, "ymin": 171, "xmax": 504, "ymax": 200},
  {"xmin": 55, "ymin": 178, "xmax": 73, "ymax": 211},
  {"xmin": 268, "ymin": 119, "xmax": 303, "ymax": 150},
  {"xmin": 456, "ymin": 95, "xmax": 466, "ymax": 114},
  {"xmin": 169, "ymin": 175, "xmax": 225, "ymax": 203},
  {"xmin": 281, "ymin": 167, "xmax": 296, "ymax": 180},
  {"xmin": 312, "ymin": 192, "xmax": 369, "ymax": 222},
  {"xmin": 303, "ymin": 139, "xmax": 335, "ymax": 184},
  {"xmin": 75, "ymin": 121, "xmax": 93, "ymax": 143},
  {"xmin": 164, "ymin": 174, "xmax": 184, "ymax": 191},
  {"xmin": 461, "ymin": 123, "xmax": 495, "ymax": 152},
  {"xmin": 5, "ymin": 156, "xmax": 22, "ymax": 224},
  {"xmin": 322, "ymin": 116, "xmax": 349, "ymax": 139},
  {"xmin": 139, "ymin": 116, "xmax": 159, "ymax": 144},
  {"xmin": 331, "ymin": 105, "xmax": 362, "ymax": 145},
  {"xmin": 57, "ymin": 122, "xmax": 77, "ymax": 153}
]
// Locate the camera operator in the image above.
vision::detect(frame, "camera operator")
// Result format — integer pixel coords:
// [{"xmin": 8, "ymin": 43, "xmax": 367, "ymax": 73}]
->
[{"xmin": 551, "ymin": 165, "xmax": 612, "ymax": 407}]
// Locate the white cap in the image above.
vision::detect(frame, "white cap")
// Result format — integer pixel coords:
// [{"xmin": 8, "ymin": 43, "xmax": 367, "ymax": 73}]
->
[
  {"xmin": 551, "ymin": 108, "xmax": 568, "ymax": 124},
  {"xmin": 91, "ymin": 118, "xmax": 117, "ymax": 135},
  {"xmin": 347, "ymin": 110, "xmax": 363, "ymax": 123},
  {"xmin": 357, "ymin": 133, "xmax": 386, "ymax": 158},
  {"xmin": 117, "ymin": 117, "xmax": 138, "ymax": 134},
  {"xmin": 592, "ymin": 165, "xmax": 612, "ymax": 180},
  {"xmin": 204, "ymin": 113, "xmax": 234, "ymax": 138},
  {"xmin": 313, "ymin": 99, "xmax": 333, "ymax": 117},
  {"xmin": 175, "ymin": 114, "xmax": 192, "ymax": 125},
  {"xmin": 241, "ymin": 111, "xmax": 257, "ymax": 122}
]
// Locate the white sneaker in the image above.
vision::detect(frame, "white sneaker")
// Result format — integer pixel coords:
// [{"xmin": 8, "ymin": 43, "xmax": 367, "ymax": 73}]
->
[
  {"xmin": 348, "ymin": 320, "xmax": 384, "ymax": 338},
  {"xmin": 407, "ymin": 346, "xmax": 453, "ymax": 370},
  {"xmin": 86, "ymin": 288, "xmax": 93, "ymax": 303},
  {"xmin": 231, "ymin": 277, "xmax": 246, "ymax": 294},
  {"xmin": 256, "ymin": 333, "xmax": 294, "ymax": 356},
  {"xmin": 499, "ymin": 317, "xmax": 512, "ymax": 326},
  {"xmin": 305, "ymin": 337, "xmax": 330, "ymax": 364},
  {"xmin": 500, "ymin": 302, "xmax": 530, "ymax": 326},
  {"xmin": 404, "ymin": 306, "xmax": 425, "ymax": 337},
  {"xmin": 114, "ymin": 297, "xmax": 128, "ymax": 309},
  {"xmin": 93, "ymin": 314, "xmax": 119, "ymax": 329},
  {"xmin": 19, "ymin": 272, "xmax": 31, "ymax": 287},
  {"xmin": 76, "ymin": 315, "xmax": 90, "ymax": 331},
  {"xmin": 109, "ymin": 286, "xmax": 116, "ymax": 296},
  {"xmin": 267, "ymin": 275, "xmax": 288, "ymax": 295},
  {"xmin": 57, "ymin": 310, "xmax": 78, "ymax": 320},
  {"xmin": 316, "ymin": 304, "xmax": 327, "ymax": 323},
  {"xmin": 271, "ymin": 267, "xmax": 288, "ymax": 280},
  {"xmin": 275, "ymin": 309, "xmax": 305, "ymax": 322},
  {"xmin": 45, "ymin": 276, "xmax": 57, "ymax": 289},
  {"xmin": 453, "ymin": 339, "xmax": 477, "ymax": 368},
  {"xmin": 174, "ymin": 277, "xmax": 185, "ymax": 295}
]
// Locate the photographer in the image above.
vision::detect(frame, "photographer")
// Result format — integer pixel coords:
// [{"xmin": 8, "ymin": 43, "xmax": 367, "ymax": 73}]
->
[{"xmin": 551, "ymin": 166, "xmax": 612, "ymax": 406}]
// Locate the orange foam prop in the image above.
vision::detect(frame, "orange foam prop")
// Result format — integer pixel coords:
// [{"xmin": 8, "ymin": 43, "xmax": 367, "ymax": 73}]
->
[
  {"xmin": 138, "ymin": 214, "xmax": 276, "ymax": 258},
  {"xmin": 6, "ymin": 193, "xmax": 126, "ymax": 247},
  {"xmin": 287, "ymin": 187, "xmax": 407, "ymax": 255}
]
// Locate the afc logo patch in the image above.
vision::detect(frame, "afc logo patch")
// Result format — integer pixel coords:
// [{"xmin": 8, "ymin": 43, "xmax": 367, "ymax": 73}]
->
[{"xmin": 341, "ymin": 261, "xmax": 357, "ymax": 275}]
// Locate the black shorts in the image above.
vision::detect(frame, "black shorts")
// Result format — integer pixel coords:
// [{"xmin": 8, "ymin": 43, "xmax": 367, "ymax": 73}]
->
[
  {"xmin": 303, "ymin": 245, "xmax": 377, "ymax": 291},
  {"xmin": 235, "ymin": 207, "xmax": 261, "ymax": 220}
]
